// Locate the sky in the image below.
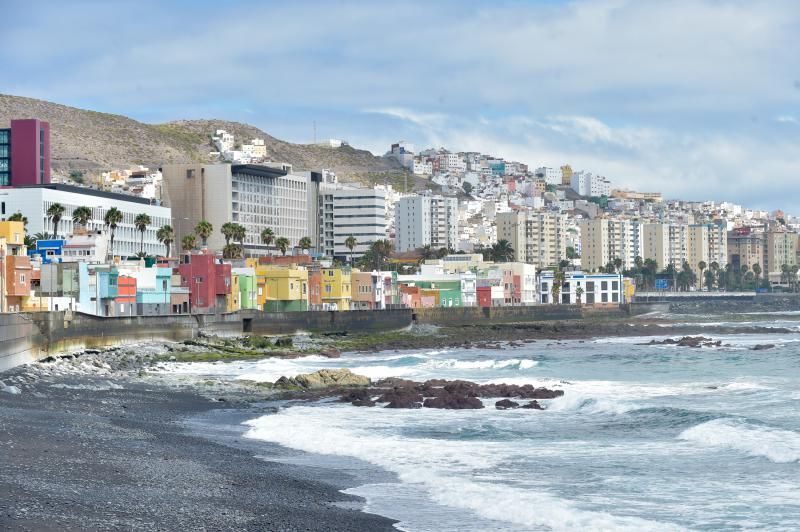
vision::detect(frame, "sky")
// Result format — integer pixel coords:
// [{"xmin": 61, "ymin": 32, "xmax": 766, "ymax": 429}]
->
[{"xmin": 2, "ymin": 0, "xmax": 800, "ymax": 210}]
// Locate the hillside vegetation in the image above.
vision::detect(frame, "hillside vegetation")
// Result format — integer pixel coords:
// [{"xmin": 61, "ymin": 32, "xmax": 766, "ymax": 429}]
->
[{"xmin": 0, "ymin": 94, "xmax": 413, "ymax": 186}]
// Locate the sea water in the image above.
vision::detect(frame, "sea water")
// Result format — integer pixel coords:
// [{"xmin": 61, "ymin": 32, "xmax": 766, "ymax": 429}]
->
[{"xmin": 166, "ymin": 317, "xmax": 800, "ymax": 531}]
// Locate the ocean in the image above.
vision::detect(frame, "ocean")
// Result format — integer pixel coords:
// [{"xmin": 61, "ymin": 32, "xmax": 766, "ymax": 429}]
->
[{"xmin": 166, "ymin": 314, "xmax": 800, "ymax": 531}]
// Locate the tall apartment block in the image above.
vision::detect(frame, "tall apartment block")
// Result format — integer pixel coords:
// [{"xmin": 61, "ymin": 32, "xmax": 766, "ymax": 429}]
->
[
  {"xmin": 497, "ymin": 210, "xmax": 567, "ymax": 269},
  {"xmin": 0, "ymin": 119, "xmax": 51, "ymax": 187},
  {"xmin": 317, "ymin": 184, "xmax": 387, "ymax": 261},
  {"xmin": 395, "ymin": 195, "xmax": 458, "ymax": 252},
  {"xmin": 161, "ymin": 163, "xmax": 312, "ymax": 255},
  {"xmin": 578, "ymin": 218, "xmax": 641, "ymax": 272}
]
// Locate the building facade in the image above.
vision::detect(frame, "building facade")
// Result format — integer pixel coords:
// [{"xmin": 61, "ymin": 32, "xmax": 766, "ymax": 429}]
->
[
  {"xmin": 395, "ymin": 194, "xmax": 458, "ymax": 252},
  {"xmin": 318, "ymin": 184, "xmax": 386, "ymax": 261},
  {"xmin": 0, "ymin": 184, "xmax": 170, "ymax": 257},
  {"xmin": 496, "ymin": 210, "xmax": 567, "ymax": 269},
  {"xmin": 162, "ymin": 163, "xmax": 312, "ymax": 255},
  {"xmin": 0, "ymin": 119, "xmax": 51, "ymax": 187}
]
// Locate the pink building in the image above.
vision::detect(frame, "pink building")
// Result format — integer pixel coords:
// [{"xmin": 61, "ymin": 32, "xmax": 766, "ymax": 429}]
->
[{"xmin": 0, "ymin": 119, "xmax": 51, "ymax": 187}]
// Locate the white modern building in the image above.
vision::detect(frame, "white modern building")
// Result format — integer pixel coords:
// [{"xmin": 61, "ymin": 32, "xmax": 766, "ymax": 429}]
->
[
  {"xmin": 534, "ymin": 167, "xmax": 562, "ymax": 185},
  {"xmin": 395, "ymin": 194, "xmax": 459, "ymax": 252},
  {"xmin": 318, "ymin": 184, "xmax": 387, "ymax": 261},
  {"xmin": 539, "ymin": 271, "xmax": 627, "ymax": 305},
  {"xmin": 161, "ymin": 163, "xmax": 310, "ymax": 255},
  {"xmin": 570, "ymin": 171, "xmax": 612, "ymax": 197},
  {"xmin": 0, "ymin": 184, "xmax": 171, "ymax": 257}
]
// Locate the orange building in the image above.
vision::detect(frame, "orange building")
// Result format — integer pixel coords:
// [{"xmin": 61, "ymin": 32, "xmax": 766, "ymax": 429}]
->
[
  {"xmin": 3, "ymin": 255, "xmax": 32, "ymax": 312},
  {"xmin": 307, "ymin": 269, "xmax": 322, "ymax": 308}
]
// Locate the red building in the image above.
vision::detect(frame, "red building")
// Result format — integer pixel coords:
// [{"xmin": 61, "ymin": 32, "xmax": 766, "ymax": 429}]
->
[
  {"xmin": 177, "ymin": 253, "xmax": 231, "ymax": 314},
  {"xmin": 116, "ymin": 275, "xmax": 137, "ymax": 315},
  {"xmin": 477, "ymin": 286, "xmax": 492, "ymax": 308},
  {"xmin": 0, "ymin": 119, "xmax": 51, "ymax": 187},
  {"xmin": 307, "ymin": 269, "xmax": 322, "ymax": 308}
]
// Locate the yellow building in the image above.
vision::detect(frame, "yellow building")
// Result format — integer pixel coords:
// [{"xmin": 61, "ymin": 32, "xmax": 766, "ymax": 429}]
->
[
  {"xmin": 226, "ymin": 273, "xmax": 241, "ymax": 312},
  {"xmin": 321, "ymin": 267, "xmax": 351, "ymax": 311},
  {"xmin": 255, "ymin": 265, "xmax": 309, "ymax": 312},
  {"xmin": 0, "ymin": 221, "xmax": 25, "ymax": 247}
]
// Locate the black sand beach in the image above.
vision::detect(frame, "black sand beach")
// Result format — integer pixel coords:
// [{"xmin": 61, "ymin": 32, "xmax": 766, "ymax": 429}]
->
[{"xmin": 0, "ymin": 373, "xmax": 397, "ymax": 531}]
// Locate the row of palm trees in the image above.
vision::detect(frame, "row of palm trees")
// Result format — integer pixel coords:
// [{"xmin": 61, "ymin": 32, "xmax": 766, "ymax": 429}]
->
[
  {"xmin": 43, "ymin": 203, "xmax": 135, "ymax": 258},
  {"xmin": 179, "ymin": 220, "xmax": 316, "ymax": 259}
]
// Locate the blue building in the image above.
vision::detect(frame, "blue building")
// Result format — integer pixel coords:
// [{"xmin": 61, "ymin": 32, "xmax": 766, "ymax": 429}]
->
[{"xmin": 29, "ymin": 239, "xmax": 65, "ymax": 264}]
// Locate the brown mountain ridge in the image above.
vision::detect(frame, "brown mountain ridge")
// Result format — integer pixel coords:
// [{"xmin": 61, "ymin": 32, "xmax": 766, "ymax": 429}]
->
[{"xmin": 0, "ymin": 93, "xmax": 411, "ymax": 186}]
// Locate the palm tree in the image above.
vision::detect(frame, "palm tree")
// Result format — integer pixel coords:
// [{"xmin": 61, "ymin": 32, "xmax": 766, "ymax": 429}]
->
[
  {"xmin": 134, "ymin": 213, "xmax": 152, "ymax": 255},
  {"xmin": 71, "ymin": 206, "xmax": 93, "ymax": 230},
  {"xmin": 613, "ymin": 257, "xmax": 623, "ymax": 274},
  {"xmin": 419, "ymin": 244, "xmax": 435, "ymax": 261},
  {"xmin": 752, "ymin": 263, "xmax": 762, "ymax": 291},
  {"xmin": 490, "ymin": 239, "xmax": 514, "ymax": 262},
  {"xmin": 550, "ymin": 279, "xmax": 561, "ymax": 305},
  {"xmin": 223, "ymin": 243, "xmax": 243, "ymax": 259},
  {"xmin": 181, "ymin": 234, "xmax": 197, "ymax": 252},
  {"xmin": 156, "ymin": 225, "xmax": 175, "ymax": 257},
  {"xmin": 46, "ymin": 203, "xmax": 65, "ymax": 239},
  {"xmin": 220, "ymin": 222, "xmax": 236, "ymax": 246},
  {"xmin": 791, "ymin": 264, "xmax": 799, "ymax": 292},
  {"xmin": 7, "ymin": 212, "xmax": 28, "ymax": 228},
  {"xmin": 575, "ymin": 285, "xmax": 584, "ymax": 306},
  {"xmin": 275, "ymin": 237, "xmax": 290, "ymax": 256},
  {"xmin": 739, "ymin": 264, "xmax": 749, "ymax": 291},
  {"xmin": 697, "ymin": 260, "xmax": 707, "ymax": 291},
  {"xmin": 104, "ymin": 207, "xmax": 123, "ymax": 259},
  {"xmin": 345, "ymin": 235, "xmax": 357, "ymax": 265},
  {"xmin": 299, "ymin": 236, "xmax": 312, "ymax": 254},
  {"xmin": 194, "ymin": 220, "xmax": 213, "ymax": 248},
  {"xmin": 260, "ymin": 227, "xmax": 275, "ymax": 248}
]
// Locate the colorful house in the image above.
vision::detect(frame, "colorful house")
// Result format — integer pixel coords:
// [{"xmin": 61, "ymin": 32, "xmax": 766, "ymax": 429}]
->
[
  {"xmin": 178, "ymin": 253, "xmax": 231, "ymax": 314},
  {"xmin": 116, "ymin": 275, "xmax": 137, "ymax": 316},
  {"xmin": 134, "ymin": 267, "xmax": 172, "ymax": 315},
  {"xmin": 226, "ymin": 273, "xmax": 241, "ymax": 312},
  {"xmin": 29, "ymin": 239, "xmax": 65, "ymax": 264},
  {"xmin": 320, "ymin": 267, "xmax": 351, "ymax": 311},
  {"xmin": 351, "ymin": 271, "xmax": 385, "ymax": 310},
  {"xmin": 78, "ymin": 263, "xmax": 119, "ymax": 316},
  {"xmin": 257, "ymin": 265, "xmax": 308, "ymax": 312},
  {"xmin": 397, "ymin": 273, "xmax": 464, "ymax": 307},
  {"xmin": 232, "ymin": 267, "xmax": 258, "ymax": 310},
  {"xmin": 307, "ymin": 269, "xmax": 322, "ymax": 310}
]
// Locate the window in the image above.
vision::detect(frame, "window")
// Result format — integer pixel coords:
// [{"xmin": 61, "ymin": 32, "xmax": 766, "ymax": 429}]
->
[
  {"xmin": 602, "ymin": 293, "xmax": 608, "ymax": 303},
  {"xmin": 612, "ymin": 281, "xmax": 619, "ymax": 290},
  {"xmin": 612, "ymin": 293, "xmax": 619, "ymax": 302},
  {"xmin": 601, "ymin": 281, "xmax": 608, "ymax": 290},
  {"xmin": 586, "ymin": 281, "xmax": 595, "ymax": 292}
]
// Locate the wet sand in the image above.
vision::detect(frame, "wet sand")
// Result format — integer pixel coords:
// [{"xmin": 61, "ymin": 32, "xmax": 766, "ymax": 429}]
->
[{"xmin": 0, "ymin": 373, "xmax": 396, "ymax": 531}]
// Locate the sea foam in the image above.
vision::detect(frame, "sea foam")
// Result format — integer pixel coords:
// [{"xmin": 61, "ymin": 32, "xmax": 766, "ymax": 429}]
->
[
  {"xmin": 243, "ymin": 405, "xmax": 680, "ymax": 531},
  {"xmin": 679, "ymin": 418, "xmax": 800, "ymax": 463}
]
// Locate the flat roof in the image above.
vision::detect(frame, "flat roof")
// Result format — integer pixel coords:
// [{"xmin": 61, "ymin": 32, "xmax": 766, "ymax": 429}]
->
[
  {"xmin": 231, "ymin": 164, "xmax": 288, "ymax": 179},
  {"xmin": 8, "ymin": 184, "xmax": 156, "ymax": 205}
]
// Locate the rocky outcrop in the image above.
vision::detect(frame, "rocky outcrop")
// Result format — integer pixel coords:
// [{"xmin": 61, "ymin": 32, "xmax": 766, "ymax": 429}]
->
[
  {"xmin": 277, "ymin": 368, "xmax": 370, "ymax": 389},
  {"xmin": 423, "ymin": 393, "xmax": 484, "ymax": 409},
  {"xmin": 644, "ymin": 336, "xmax": 722, "ymax": 348},
  {"xmin": 751, "ymin": 344, "xmax": 775, "ymax": 351},
  {"xmin": 495, "ymin": 399, "xmax": 519, "ymax": 410},
  {"xmin": 521, "ymin": 400, "xmax": 543, "ymax": 410}
]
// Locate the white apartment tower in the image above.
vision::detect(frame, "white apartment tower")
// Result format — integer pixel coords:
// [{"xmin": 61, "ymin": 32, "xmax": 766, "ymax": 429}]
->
[
  {"xmin": 318, "ymin": 184, "xmax": 387, "ymax": 261},
  {"xmin": 396, "ymin": 195, "xmax": 459, "ymax": 252}
]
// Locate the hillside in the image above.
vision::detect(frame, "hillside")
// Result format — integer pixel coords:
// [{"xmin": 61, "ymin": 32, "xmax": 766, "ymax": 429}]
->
[{"xmin": 0, "ymin": 94, "xmax": 413, "ymax": 186}]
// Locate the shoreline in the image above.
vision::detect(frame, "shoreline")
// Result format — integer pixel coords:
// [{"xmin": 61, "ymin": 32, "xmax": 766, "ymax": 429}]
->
[
  {"xmin": 0, "ymin": 374, "xmax": 398, "ymax": 531},
  {"xmin": 3, "ymin": 312, "xmax": 800, "ymax": 530}
]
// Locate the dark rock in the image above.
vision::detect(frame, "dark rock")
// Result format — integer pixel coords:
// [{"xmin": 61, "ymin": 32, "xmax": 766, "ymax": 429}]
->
[
  {"xmin": 340, "ymin": 389, "xmax": 370, "ymax": 402},
  {"xmin": 751, "ymin": 344, "xmax": 775, "ymax": 351},
  {"xmin": 384, "ymin": 397, "xmax": 422, "ymax": 409},
  {"xmin": 423, "ymin": 393, "xmax": 484, "ymax": 409},
  {"xmin": 351, "ymin": 399, "xmax": 376, "ymax": 407},
  {"xmin": 495, "ymin": 399, "xmax": 520, "ymax": 410},
  {"xmin": 521, "ymin": 400, "xmax": 543, "ymax": 410}
]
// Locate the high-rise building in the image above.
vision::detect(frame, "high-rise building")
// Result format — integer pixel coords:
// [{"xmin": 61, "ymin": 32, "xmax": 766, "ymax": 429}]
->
[
  {"xmin": 570, "ymin": 171, "xmax": 611, "ymax": 197},
  {"xmin": 318, "ymin": 184, "xmax": 387, "ymax": 261},
  {"xmin": 560, "ymin": 165, "xmax": 573, "ymax": 186},
  {"xmin": 395, "ymin": 195, "xmax": 458, "ymax": 252},
  {"xmin": 727, "ymin": 228, "xmax": 763, "ymax": 271},
  {"xmin": 534, "ymin": 167, "xmax": 561, "ymax": 185},
  {"xmin": 764, "ymin": 229, "xmax": 797, "ymax": 274},
  {"xmin": 578, "ymin": 218, "xmax": 641, "ymax": 272},
  {"xmin": 496, "ymin": 210, "xmax": 567, "ymax": 268},
  {"xmin": 0, "ymin": 119, "xmax": 51, "ymax": 187},
  {"xmin": 161, "ymin": 163, "xmax": 312, "ymax": 255}
]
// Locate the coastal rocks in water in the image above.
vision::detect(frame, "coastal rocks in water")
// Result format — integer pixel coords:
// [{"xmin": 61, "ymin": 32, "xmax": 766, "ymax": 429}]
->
[
  {"xmin": 423, "ymin": 393, "xmax": 484, "ymax": 409},
  {"xmin": 318, "ymin": 347, "xmax": 341, "ymax": 358},
  {"xmin": 644, "ymin": 336, "xmax": 722, "ymax": 348},
  {"xmin": 277, "ymin": 369, "xmax": 370, "ymax": 389},
  {"xmin": 351, "ymin": 399, "xmax": 376, "ymax": 407},
  {"xmin": 521, "ymin": 400, "xmax": 543, "ymax": 410},
  {"xmin": 751, "ymin": 344, "xmax": 775, "ymax": 351},
  {"xmin": 495, "ymin": 399, "xmax": 520, "ymax": 410},
  {"xmin": 379, "ymin": 387, "xmax": 424, "ymax": 409}
]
